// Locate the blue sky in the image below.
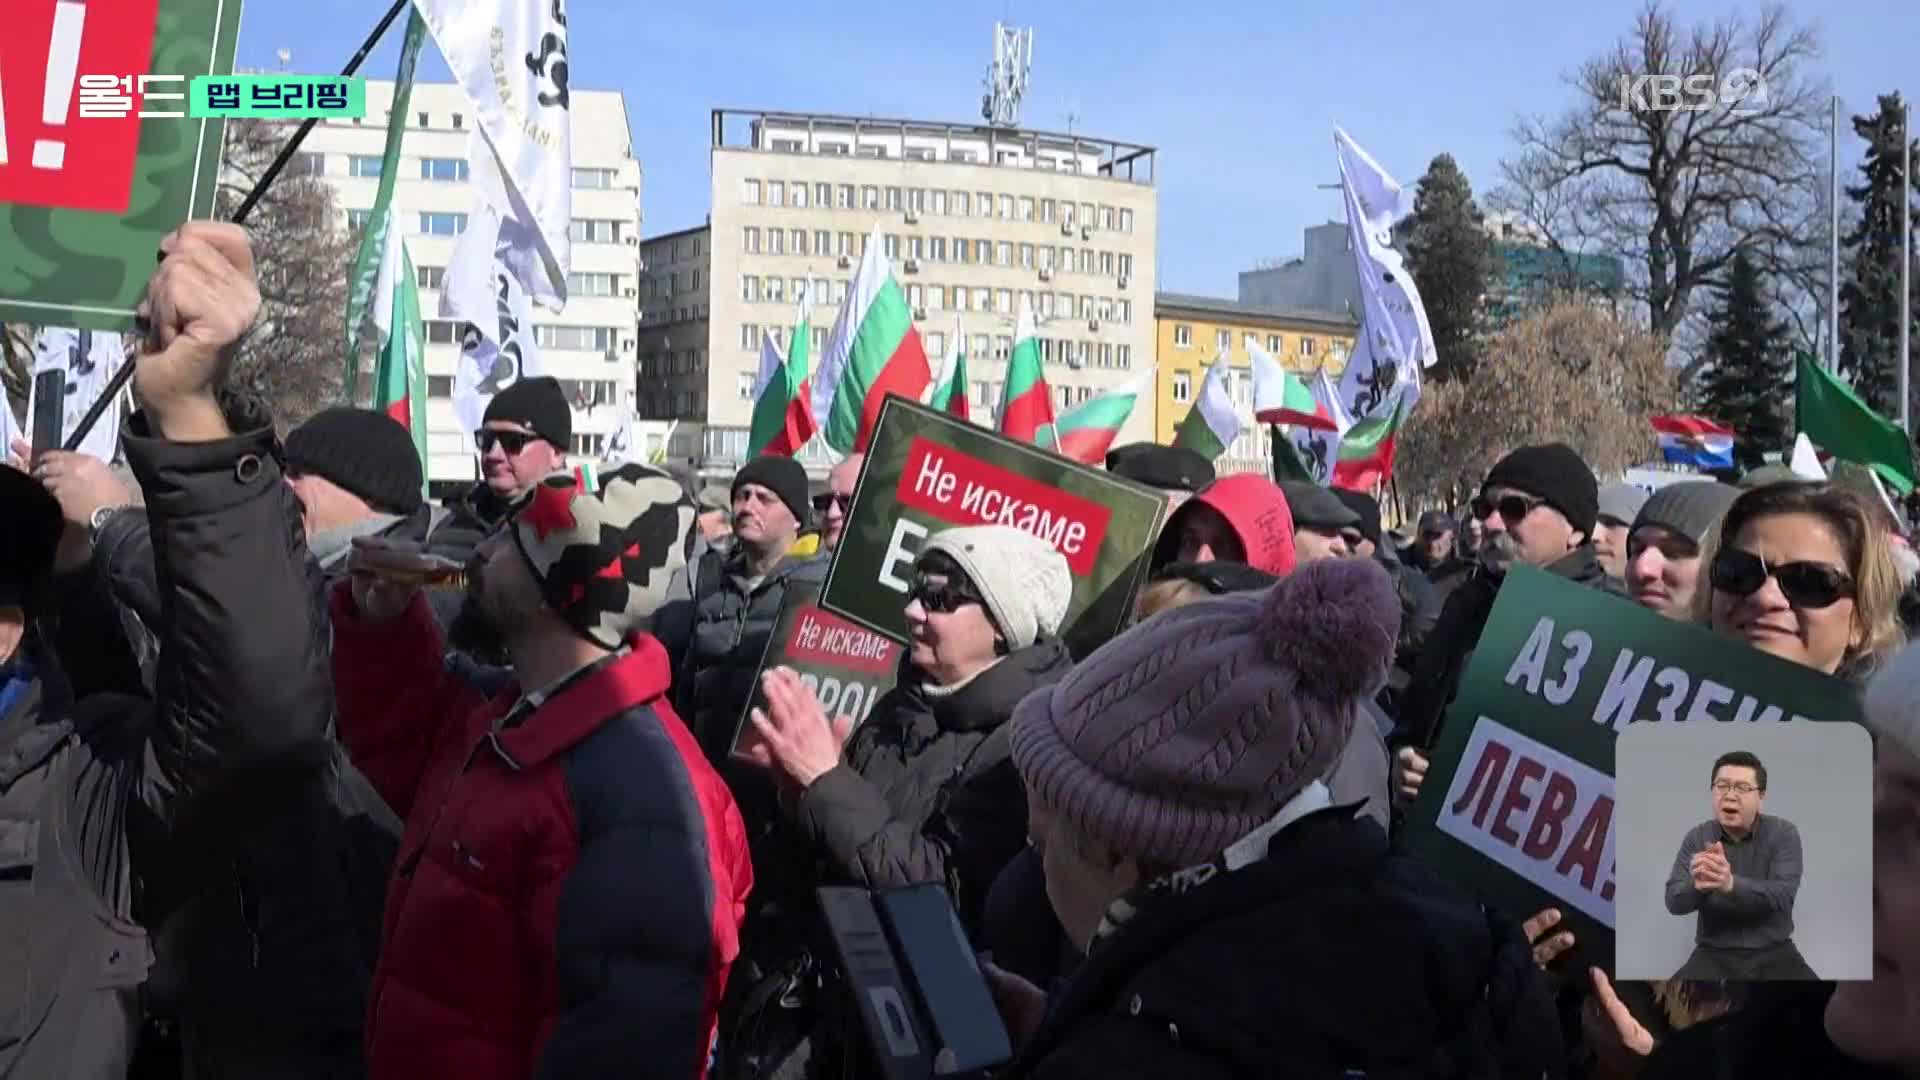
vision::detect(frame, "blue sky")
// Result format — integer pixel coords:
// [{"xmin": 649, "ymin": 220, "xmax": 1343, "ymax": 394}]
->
[{"xmin": 238, "ymin": 1, "xmax": 1917, "ymax": 296}]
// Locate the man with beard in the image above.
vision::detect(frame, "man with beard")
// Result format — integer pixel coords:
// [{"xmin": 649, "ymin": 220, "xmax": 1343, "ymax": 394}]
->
[
  {"xmin": 1391, "ymin": 444, "xmax": 1622, "ymax": 808},
  {"xmin": 331, "ymin": 463, "xmax": 751, "ymax": 1079}
]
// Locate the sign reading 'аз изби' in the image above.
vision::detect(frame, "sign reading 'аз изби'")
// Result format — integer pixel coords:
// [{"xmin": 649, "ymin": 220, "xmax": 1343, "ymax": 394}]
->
[
  {"xmin": 821, "ymin": 395, "xmax": 1166, "ymax": 660},
  {"xmin": 1402, "ymin": 564, "xmax": 1865, "ymax": 967}
]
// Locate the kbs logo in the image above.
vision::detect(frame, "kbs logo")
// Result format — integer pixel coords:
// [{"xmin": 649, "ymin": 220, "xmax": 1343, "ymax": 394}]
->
[{"xmin": 1616, "ymin": 68, "xmax": 1769, "ymax": 115}]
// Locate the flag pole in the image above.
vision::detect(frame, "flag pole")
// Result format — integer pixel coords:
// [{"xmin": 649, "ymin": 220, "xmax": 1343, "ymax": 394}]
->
[
  {"xmin": 1831, "ymin": 93, "xmax": 1842, "ymax": 374},
  {"xmin": 1901, "ymin": 98, "xmax": 1912, "ymax": 435},
  {"xmin": 62, "ymin": 0, "xmax": 412, "ymax": 452}
]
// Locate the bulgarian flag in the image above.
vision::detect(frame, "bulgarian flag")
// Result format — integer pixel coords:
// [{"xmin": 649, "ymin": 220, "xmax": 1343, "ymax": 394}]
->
[
  {"xmin": 928, "ymin": 315, "xmax": 970, "ymax": 420},
  {"xmin": 813, "ymin": 225, "xmax": 933, "ymax": 453},
  {"xmin": 1172, "ymin": 351, "xmax": 1241, "ymax": 460},
  {"xmin": 1251, "ymin": 342, "xmax": 1338, "ymax": 430},
  {"xmin": 1040, "ymin": 367, "xmax": 1153, "ymax": 465},
  {"xmin": 369, "ymin": 213, "xmax": 429, "ymax": 494},
  {"xmin": 747, "ymin": 298, "xmax": 816, "ymax": 456},
  {"xmin": 997, "ymin": 293, "xmax": 1056, "ymax": 443},
  {"xmin": 343, "ymin": 10, "xmax": 428, "ymax": 401},
  {"xmin": 1332, "ymin": 391, "xmax": 1406, "ymax": 491}
]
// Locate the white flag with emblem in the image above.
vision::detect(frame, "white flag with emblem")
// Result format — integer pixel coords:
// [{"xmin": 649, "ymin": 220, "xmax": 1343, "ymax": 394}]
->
[{"xmin": 28, "ymin": 327, "xmax": 125, "ymax": 461}]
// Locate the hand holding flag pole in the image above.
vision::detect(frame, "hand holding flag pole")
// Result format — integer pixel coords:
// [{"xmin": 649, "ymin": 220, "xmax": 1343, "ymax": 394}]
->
[{"xmin": 62, "ymin": 0, "xmax": 413, "ymax": 452}]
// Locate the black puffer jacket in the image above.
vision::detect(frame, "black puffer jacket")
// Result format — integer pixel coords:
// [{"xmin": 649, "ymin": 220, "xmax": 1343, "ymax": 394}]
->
[
  {"xmin": 1001, "ymin": 807, "xmax": 1563, "ymax": 1079},
  {"xmin": 794, "ymin": 638, "xmax": 1073, "ymax": 939},
  {"xmin": 52, "ymin": 494, "xmax": 399, "ymax": 1078},
  {"xmin": 1394, "ymin": 546, "xmax": 1623, "ymax": 750}
]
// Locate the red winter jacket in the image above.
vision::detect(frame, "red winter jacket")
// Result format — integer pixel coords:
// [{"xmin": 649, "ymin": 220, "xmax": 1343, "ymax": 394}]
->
[{"xmin": 329, "ymin": 584, "xmax": 752, "ymax": 1080}]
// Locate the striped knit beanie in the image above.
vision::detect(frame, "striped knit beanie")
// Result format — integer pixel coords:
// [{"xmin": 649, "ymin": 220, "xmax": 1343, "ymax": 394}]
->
[
  {"xmin": 1009, "ymin": 557, "xmax": 1401, "ymax": 868},
  {"xmin": 512, "ymin": 462, "xmax": 695, "ymax": 648}
]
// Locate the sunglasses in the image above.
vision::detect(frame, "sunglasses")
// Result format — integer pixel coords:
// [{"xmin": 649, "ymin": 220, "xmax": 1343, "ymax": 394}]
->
[
  {"xmin": 1471, "ymin": 492, "xmax": 1546, "ymax": 523},
  {"xmin": 908, "ymin": 575, "xmax": 982, "ymax": 614},
  {"xmin": 812, "ymin": 492, "xmax": 852, "ymax": 513},
  {"xmin": 1709, "ymin": 548, "xmax": 1855, "ymax": 609},
  {"xmin": 475, "ymin": 429, "xmax": 542, "ymax": 455}
]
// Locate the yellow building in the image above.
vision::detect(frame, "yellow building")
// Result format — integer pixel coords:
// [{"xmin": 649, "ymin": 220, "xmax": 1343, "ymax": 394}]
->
[{"xmin": 1152, "ymin": 292, "xmax": 1357, "ymax": 472}]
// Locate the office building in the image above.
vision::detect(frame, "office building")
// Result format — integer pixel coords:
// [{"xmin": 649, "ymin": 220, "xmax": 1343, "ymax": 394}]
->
[
  {"xmin": 1154, "ymin": 292, "xmax": 1357, "ymax": 476},
  {"xmin": 304, "ymin": 80, "xmax": 643, "ymax": 493},
  {"xmin": 638, "ymin": 108, "xmax": 1160, "ymax": 478}
]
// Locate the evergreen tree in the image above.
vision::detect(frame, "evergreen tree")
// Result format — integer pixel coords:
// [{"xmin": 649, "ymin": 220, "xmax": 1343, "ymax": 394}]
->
[
  {"xmin": 1695, "ymin": 250, "xmax": 1791, "ymax": 467},
  {"xmin": 1404, "ymin": 154, "xmax": 1494, "ymax": 383},
  {"xmin": 1838, "ymin": 92, "xmax": 1919, "ymax": 417}
]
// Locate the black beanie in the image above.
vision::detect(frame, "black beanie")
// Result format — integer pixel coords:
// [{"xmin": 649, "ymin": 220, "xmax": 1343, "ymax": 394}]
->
[
  {"xmin": 0, "ymin": 467, "xmax": 63, "ymax": 617},
  {"xmin": 1483, "ymin": 443, "xmax": 1599, "ymax": 539},
  {"xmin": 1332, "ymin": 488, "xmax": 1382, "ymax": 548},
  {"xmin": 732, "ymin": 455, "xmax": 811, "ymax": 528},
  {"xmin": 484, "ymin": 376, "xmax": 573, "ymax": 448},
  {"xmin": 284, "ymin": 407, "xmax": 424, "ymax": 515}
]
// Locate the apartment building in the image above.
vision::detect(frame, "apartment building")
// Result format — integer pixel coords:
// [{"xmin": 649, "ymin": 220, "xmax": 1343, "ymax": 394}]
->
[
  {"xmin": 638, "ymin": 108, "xmax": 1159, "ymax": 477},
  {"xmin": 305, "ymin": 79, "xmax": 642, "ymax": 493},
  {"xmin": 1153, "ymin": 292, "xmax": 1358, "ymax": 476}
]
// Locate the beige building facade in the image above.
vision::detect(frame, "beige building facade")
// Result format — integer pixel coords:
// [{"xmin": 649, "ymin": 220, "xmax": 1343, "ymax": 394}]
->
[
  {"xmin": 306, "ymin": 80, "xmax": 643, "ymax": 491},
  {"xmin": 639, "ymin": 108, "xmax": 1159, "ymax": 478}
]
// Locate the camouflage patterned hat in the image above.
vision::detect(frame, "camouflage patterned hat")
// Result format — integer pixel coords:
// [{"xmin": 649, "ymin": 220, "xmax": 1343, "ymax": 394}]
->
[{"xmin": 512, "ymin": 462, "xmax": 696, "ymax": 648}]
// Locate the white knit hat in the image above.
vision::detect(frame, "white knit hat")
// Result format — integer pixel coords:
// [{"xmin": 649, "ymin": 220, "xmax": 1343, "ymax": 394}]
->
[{"xmin": 919, "ymin": 525, "xmax": 1072, "ymax": 652}]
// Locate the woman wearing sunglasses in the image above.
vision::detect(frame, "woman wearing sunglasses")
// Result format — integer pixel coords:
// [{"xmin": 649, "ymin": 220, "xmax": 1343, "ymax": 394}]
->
[{"xmin": 1691, "ymin": 482, "xmax": 1905, "ymax": 680}]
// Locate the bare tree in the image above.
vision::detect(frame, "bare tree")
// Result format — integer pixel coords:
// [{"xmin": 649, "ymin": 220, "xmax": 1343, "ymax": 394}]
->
[
  {"xmin": 1397, "ymin": 298, "xmax": 1679, "ymax": 511},
  {"xmin": 215, "ymin": 117, "xmax": 355, "ymax": 431},
  {"xmin": 1492, "ymin": 2, "xmax": 1827, "ymax": 376}
]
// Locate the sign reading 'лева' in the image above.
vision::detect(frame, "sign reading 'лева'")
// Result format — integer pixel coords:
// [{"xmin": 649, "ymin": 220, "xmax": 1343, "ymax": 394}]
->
[
  {"xmin": 1401, "ymin": 564, "xmax": 1868, "ymax": 967},
  {"xmin": 821, "ymin": 395, "xmax": 1167, "ymax": 660}
]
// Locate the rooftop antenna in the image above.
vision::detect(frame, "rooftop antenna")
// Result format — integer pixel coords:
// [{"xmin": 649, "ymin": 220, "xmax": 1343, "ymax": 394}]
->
[{"xmin": 981, "ymin": 22, "xmax": 1033, "ymax": 128}]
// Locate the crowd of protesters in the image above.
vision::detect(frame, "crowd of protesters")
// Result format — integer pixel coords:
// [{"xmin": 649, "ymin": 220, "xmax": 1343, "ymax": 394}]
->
[{"xmin": 2, "ymin": 221, "xmax": 1917, "ymax": 1079}]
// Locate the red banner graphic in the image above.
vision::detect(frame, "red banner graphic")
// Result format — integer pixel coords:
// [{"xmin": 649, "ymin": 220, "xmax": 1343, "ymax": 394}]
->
[
  {"xmin": 0, "ymin": 0, "xmax": 161, "ymax": 213},
  {"xmin": 894, "ymin": 435, "xmax": 1112, "ymax": 574},
  {"xmin": 784, "ymin": 604, "xmax": 902, "ymax": 676}
]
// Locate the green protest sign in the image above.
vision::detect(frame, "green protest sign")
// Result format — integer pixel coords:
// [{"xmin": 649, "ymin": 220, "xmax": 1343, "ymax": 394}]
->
[
  {"xmin": 821, "ymin": 394, "xmax": 1168, "ymax": 659},
  {"xmin": 731, "ymin": 578, "xmax": 904, "ymax": 763},
  {"xmin": 1401, "ymin": 564, "xmax": 1866, "ymax": 965},
  {"xmin": 0, "ymin": 0, "xmax": 245, "ymax": 330}
]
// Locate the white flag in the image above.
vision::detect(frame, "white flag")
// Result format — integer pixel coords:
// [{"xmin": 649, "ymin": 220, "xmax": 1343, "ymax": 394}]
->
[
  {"xmin": 1333, "ymin": 127, "xmax": 1436, "ymax": 423},
  {"xmin": 599, "ymin": 390, "xmax": 636, "ymax": 465},
  {"xmin": 27, "ymin": 327, "xmax": 124, "ymax": 461},
  {"xmin": 446, "ymin": 204, "xmax": 545, "ymax": 437},
  {"xmin": 1289, "ymin": 369, "xmax": 1351, "ymax": 485},
  {"xmin": 415, "ymin": 0, "xmax": 573, "ymax": 308}
]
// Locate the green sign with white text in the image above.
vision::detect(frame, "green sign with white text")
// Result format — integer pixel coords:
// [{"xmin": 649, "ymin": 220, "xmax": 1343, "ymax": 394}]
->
[
  {"xmin": 1401, "ymin": 564, "xmax": 1867, "ymax": 967},
  {"xmin": 820, "ymin": 395, "xmax": 1168, "ymax": 660}
]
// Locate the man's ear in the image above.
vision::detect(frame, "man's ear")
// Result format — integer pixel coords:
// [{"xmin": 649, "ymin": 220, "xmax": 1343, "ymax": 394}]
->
[{"xmin": 0, "ymin": 606, "xmax": 25, "ymax": 666}]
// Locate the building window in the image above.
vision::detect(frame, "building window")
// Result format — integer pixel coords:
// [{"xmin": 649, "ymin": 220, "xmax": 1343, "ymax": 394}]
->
[
  {"xmin": 1019, "ymin": 197, "xmax": 1034, "ymax": 221},
  {"xmin": 743, "ymin": 179, "xmax": 761, "ymax": 205},
  {"xmin": 1041, "ymin": 198, "xmax": 1055, "ymax": 223},
  {"xmin": 954, "ymin": 191, "xmax": 970, "ymax": 216},
  {"xmin": 791, "ymin": 183, "xmax": 808, "ymax": 209},
  {"xmin": 883, "ymin": 234, "xmax": 900, "ymax": 258},
  {"xmin": 768, "ymin": 277, "xmax": 786, "ymax": 303},
  {"xmin": 929, "ymin": 236, "xmax": 947, "ymax": 262},
  {"xmin": 1118, "ymin": 300, "xmax": 1132, "ymax": 323},
  {"xmin": 450, "ymin": 112, "xmax": 463, "ymax": 130},
  {"xmin": 1119, "ymin": 254, "xmax": 1134, "ymax": 279},
  {"xmin": 534, "ymin": 326, "xmax": 618, "ymax": 351},
  {"xmin": 572, "ymin": 167, "xmax": 614, "ymax": 188},
  {"xmin": 1215, "ymin": 329, "xmax": 1231, "ymax": 353},
  {"xmin": 769, "ymin": 181, "xmax": 785, "ymax": 207},
  {"xmin": 977, "ymin": 191, "xmax": 993, "ymax": 218},
  {"xmin": 741, "ymin": 275, "xmax": 760, "ymax": 302},
  {"xmin": 1019, "ymin": 243, "xmax": 1033, "ymax": 269},
  {"xmin": 1175, "ymin": 324, "xmax": 1193, "ymax": 349},
  {"xmin": 909, "ymin": 188, "xmax": 926, "ymax": 213},
  {"xmin": 568, "ymin": 272, "xmax": 616, "ymax": 297},
  {"xmin": 929, "ymin": 285, "xmax": 946, "ymax": 310},
  {"xmin": 416, "ymin": 264, "xmax": 445, "ymax": 290},
  {"xmin": 1120, "ymin": 208, "xmax": 1134, "ymax": 233},
  {"xmin": 738, "ymin": 372, "xmax": 756, "ymax": 400},
  {"xmin": 425, "ymin": 320, "xmax": 460, "ymax": 344},
  {"xmin": 428, "ymin": 375, "xmax": 453, "ymax": 396},
  {"xmin": 416, "ymin": 111, "xmax": 429, "ymax": 127},
  {"xmin": 1172, "ymin": 371, "xmax": 1193, "ymax": 403},
  {"xmin": 907, "ymin": 284, "xmax": 924, "ymax": 308},
  {"xmin": 838, "ymin": 184, "xmax": 854, "ymax": 208},
  {"xmin": 815, "ymin": 182, "xmax": 831, "ymax": 205},
  {"xmin": 419, "ymin": 157, "xmax": 469, "ymax": 182},
  {"xmin": 994, "ymin": 336, "xmax": 1012, "ymax": 361},
  {"xmin": 740, "ymin": 324, "xmax": 760, "ymax": 351},
  {"xmin": 905, "ymin": 146, "xmax": 934, "ymax": 161},
  {"xmin": 1100, "ymin": 206, "xmax": 1115, "ymax": 231},
  {"xmin": 1302, "ymin": 337, "xmax": 1317, "ymax": 357},
  {"xmin": 818, "ymin": 141, "xmax": 849, "ymax": 155},
  {"xmin": 933, "ymin": 190, "xmax": 947, "ymax": 215},
  {"xmin": 347, "ymin": 208, "xmax": 372, "ymax": 232},
  {"xmin": 291, "ymin": 151, "xmax": 324, "ymax": 176},
  {"xmin": 862, "ymin": 186, "xmax": 880, "ymax": 210},
  {"xmin": 348, "ymin": 154, "xmax": 382, "ymax": 178},
  {"xmin": 994, "ymin": 242, "xmax": 1010, "ymax": 267},
  {"xmin": 771, "ymin": 138, "xmax": 803, "ymax": 153},
  {"xmin": 999, "ymin": 194, "xmax": 1014, "ymax": 219},
  {"xmin": 1061, "ymin": 203, "xmax": 1076, "ymax": 228},
  {"xmin": 418, "ymin": 212, "xmax": 467, "ymax": 236},
  {"xmin": 1268, "ymin": 334, "xmax": 1283, "ymax": 353},
  {"xmin": 995, "ymin": 289, "xmax": 1011, "ymax": 314},
  {"xmin": 885, "ymin": 187, "xmax": 902, "ymax": 211},
  {"xmin": 909, "ymin": 236, "xmax": 924, "ymax": 260},
  {"xmin": 812, "ymin": 277, "xmax": 829, "ymax": 304},
  {"xmin": 791, "ymin": 229, "xmax": 807, "ymax": 255},
  {"xmin": 975, "ymin": 287, "xmax": 991, "ymax": 312},
  {"xmin": 743, "ymin": 227, "xmax": 760, "ymax": 254},
  {"xmin": 570, "ymin": 219, "xmax": 619, "ymax": 243}
]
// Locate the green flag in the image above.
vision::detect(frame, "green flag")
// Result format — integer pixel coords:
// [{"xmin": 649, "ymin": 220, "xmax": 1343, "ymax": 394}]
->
[
  {"xmin": 1794, "ymin": 351, "xmax": 1917, "ymax": 495},
  {"xmin": 343, "ymin": 11, "xmax": 429, "ymax": 402}
]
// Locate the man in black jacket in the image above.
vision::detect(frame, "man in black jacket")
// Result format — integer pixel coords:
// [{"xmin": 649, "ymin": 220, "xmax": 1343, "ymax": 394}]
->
[
  {"xmin": 1333, "ymin": 488, "xmax": 1441, "ymax": 719},
  {"xmin": 1391, "ymin": 444, "xmax": 1625, "ymax": 809},
  {"xmin": 0, "ymin": 221, "xmax": 334, "ymax": 1079}
]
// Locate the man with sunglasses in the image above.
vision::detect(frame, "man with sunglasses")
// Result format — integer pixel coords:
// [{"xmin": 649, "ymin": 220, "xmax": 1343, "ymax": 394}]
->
[
  {"xmin": 428, "ymin": 377, "xmax": 573, "ymax": 571},
  {"xmin": 1664, "ymin": 751, "xmax": 1815, "ymax": 982},
  {"xmin": 1333, "ymin": 487, "xmax": 1442, "ymax": 720},
  {"xmin": 817, "ymin": 453, "xmax": 862, "ymax": 551},
  {"xmin": 1392, "ymin": 444, "xmax": 1619, "ymax": 806}
]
